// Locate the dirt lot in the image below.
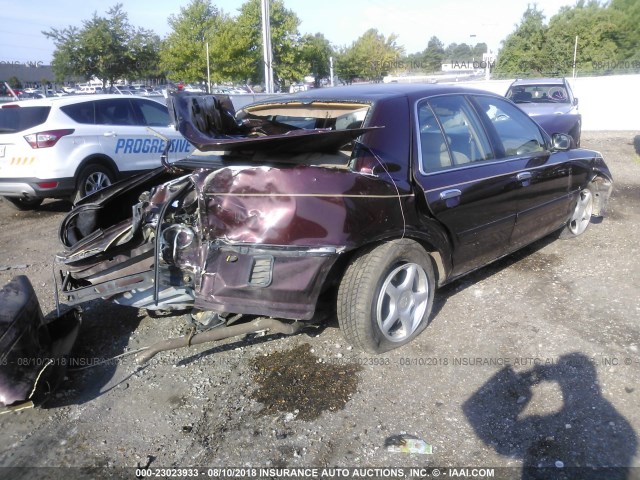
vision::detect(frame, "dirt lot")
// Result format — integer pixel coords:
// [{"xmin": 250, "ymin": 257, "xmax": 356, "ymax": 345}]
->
[{"xmin": 1, "ymin": 131, "xmax": 639, "ymax": 480}]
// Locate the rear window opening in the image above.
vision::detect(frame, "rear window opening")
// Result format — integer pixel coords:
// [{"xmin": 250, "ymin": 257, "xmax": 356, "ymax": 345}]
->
[
  {"xmin": 239, "ymin": 103, "xmax": 370, "ymax": 131},
  {"xmin": 0, "ymin": 106, "xmax": 51, "ymax": 133}
]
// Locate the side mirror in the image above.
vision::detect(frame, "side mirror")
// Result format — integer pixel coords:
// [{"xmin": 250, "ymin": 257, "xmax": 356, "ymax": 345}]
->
[
  {"xmin": 552, "ymin": 133, "xmax": 572, "ymax": 151},
  {"xmin": 573, "ymin": 97, "xmax": 579, "ymax": 106}
]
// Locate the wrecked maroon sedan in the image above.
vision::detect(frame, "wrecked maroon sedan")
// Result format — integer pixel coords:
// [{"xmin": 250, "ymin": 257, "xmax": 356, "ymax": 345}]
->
[
  {"xmin": 47, "ymin": 84, "xmax": 613, "ymax": 356},
  {"xmin": 0, "ymin": 84, "xmax": 615, "ymax": 407}
]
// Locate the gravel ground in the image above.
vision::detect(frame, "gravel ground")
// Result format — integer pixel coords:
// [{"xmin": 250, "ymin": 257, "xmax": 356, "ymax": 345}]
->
[{"xmin": 0, "ymin": 131, "xmax": 639, "ymax": 480}]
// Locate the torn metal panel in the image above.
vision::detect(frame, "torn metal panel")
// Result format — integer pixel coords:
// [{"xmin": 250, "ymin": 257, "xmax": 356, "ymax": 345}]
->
[{"xmin": 197, "ymin": 165, "xmax": 411, "ymax": 247}]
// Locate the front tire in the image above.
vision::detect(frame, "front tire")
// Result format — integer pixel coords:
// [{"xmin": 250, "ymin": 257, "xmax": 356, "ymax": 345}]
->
[
  {"xmin": 337, "ymin": 239, "xmax": 435, "ymax": 354},
  {"xmin": 3, "ymin": 196, "xmax": 44, "ymax": 211},
  {"xmin": 73, "ymin": 164, "xmax": 114, "ymax": 203},
  {"xmin": 560, "ymin": 187, "xmax": 593, "ymax": 238}
]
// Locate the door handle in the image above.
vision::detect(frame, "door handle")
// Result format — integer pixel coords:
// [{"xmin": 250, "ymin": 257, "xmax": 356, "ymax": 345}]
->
[
  {"xmin": 440, "ymin": 189, "xmax": 461, "ymax": 200},
  {"xmin": 103, "ymin": 131, "xmax": 117, "ymax": 137},
  {"xmin": 517, "ymin": 171, "xmax": 532, "ymax": 182}
]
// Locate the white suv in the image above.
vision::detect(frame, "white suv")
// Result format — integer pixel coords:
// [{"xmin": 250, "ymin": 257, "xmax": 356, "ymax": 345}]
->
[{"xmin": 0, "ymin": 95, "xmax": 193, "ymax": 209}]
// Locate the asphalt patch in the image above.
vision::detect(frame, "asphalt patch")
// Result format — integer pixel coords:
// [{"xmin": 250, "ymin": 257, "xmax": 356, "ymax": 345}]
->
[{"xmin": 250, "ymin": 343, "xmax": 361, "ymax": 420}]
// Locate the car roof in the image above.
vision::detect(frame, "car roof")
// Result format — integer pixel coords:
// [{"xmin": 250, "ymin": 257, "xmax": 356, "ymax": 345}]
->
[
  {"xmin": 1, "ymin": 94, "xmax": 164, "ymax": 108},
  {"xmin": 509, "ymin": 78, "xmax": 566, "ymax": 86},
  {"xmin": 245, "ymin": 83, "xmax": 500, "ymax": 107}
]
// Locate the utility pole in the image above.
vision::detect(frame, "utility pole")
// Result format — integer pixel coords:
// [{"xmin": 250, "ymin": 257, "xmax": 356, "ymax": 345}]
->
[
  {"xmin": 330, "ymin": 56, "xmax": 334, "ymax": 87},
  {"xmin": 572, "ymin": 36, "xmax": 578, "ymax": 79},
  {"xmin": 261, "ymin": 0, "xmax": 274, "ymax": 93},
  {"xmin": 206, "ymin": 42, "xmax": 211, "ymax": 93}
]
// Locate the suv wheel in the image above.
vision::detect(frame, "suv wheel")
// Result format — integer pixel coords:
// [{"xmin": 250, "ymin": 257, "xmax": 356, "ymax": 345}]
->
[{"xmin": 73, "ymin": 164, "xmax": 114, "ymax": 203}]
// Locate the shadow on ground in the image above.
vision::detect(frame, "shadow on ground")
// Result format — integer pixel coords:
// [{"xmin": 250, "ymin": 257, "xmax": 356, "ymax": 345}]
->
[
  {"xmin": 43, "ymin": 302, "xmax": 144, "ymax": 408},
  {"xmin": 464, "ymin": 352, "xmax": 638, "ymax": 479}
]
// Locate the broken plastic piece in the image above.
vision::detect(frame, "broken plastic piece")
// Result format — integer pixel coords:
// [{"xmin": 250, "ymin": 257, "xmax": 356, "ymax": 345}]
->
[{"xmin": 385, "ymin": 434, "xmax": 433, "ymax": 454}]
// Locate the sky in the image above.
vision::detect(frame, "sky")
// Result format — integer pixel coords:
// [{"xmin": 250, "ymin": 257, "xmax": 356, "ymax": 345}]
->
[{"xmin": 0, "ymin": 0, "xmax": 577, "ymax": 64}]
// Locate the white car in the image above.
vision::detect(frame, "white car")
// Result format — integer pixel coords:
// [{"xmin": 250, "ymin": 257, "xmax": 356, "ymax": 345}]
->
[{"xmin": 0, "ymin": 94, "xmax": 194, "ymax": 209}]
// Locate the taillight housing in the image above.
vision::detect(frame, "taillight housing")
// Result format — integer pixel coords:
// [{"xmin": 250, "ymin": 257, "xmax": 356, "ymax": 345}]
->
[{"xmin": 24, "ymin": 129, "xmax": 74, "ymax": 148}]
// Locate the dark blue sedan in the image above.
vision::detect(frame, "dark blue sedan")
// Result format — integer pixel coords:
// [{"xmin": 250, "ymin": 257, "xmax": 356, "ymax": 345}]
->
[{"xmin": 506, "ymin": 77, "xmax": 581, "ymax": 147}]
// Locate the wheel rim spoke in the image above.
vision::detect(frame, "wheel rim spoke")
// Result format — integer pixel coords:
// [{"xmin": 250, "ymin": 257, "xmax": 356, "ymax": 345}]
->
[
  {"xmin": 380, "ymin": 284, "xmax": 399, "ymax": 334},
  {"xmin": 377, "ymin": 262, "xmax": 429, "ymax": 342},
  {"xmin": 569, "ymin": 189, "xmax": 592, "ymax": 234},
  {"xmin": 86, "ymin": 172, "xmax": 111, "ymax": 195},
  {"xmin": 397, "ymin": 264, "xmax": 417, "ymax": 291}
]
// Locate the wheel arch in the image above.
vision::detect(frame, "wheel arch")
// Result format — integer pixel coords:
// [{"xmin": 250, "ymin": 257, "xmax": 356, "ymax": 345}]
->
[
  {"xmin": 325, "ymin": 233, "xmax": 450, "ymax": 293},
  {"xmin": 74, "ymin": 154, "xmax": 120, "ymax": 183},
  {"xmin": 335, "ymin": 235, "xmax": 438, "ymax": 353}
]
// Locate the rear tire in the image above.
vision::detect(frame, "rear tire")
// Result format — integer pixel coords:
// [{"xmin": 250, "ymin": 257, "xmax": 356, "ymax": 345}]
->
[
  {"xmin": 73, "ymin": 164, "xmax": 114, "ymax": 203},
  {"xmin": 337, "ymin": 239, "xmax": 435, "ymax": 354},
  {"xmin": 3, "ymin": 196, "xmax": 44, "ymax": 211}
]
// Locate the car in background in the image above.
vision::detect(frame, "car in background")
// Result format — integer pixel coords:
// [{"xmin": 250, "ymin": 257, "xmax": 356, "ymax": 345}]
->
[
  {"xmin": 77, "ymin": 86, "xmax": 98, "ymax": 94},
  {"xmin": 106, "ymin": 85, "xmax": 135, "ymax": 95},
  {"xmin": 506, "ymin": 78, "xmax": 581, "ymax": 147},
  {"xmin": 18, "ymin": 92, "xmax": 46, "ymax": 100},
  {"xmin": 0, "ymin": 95, "xmax": 194, "ymax": 209},
  {"xmin": 49, "ymin": 85, "xmax": 612, "ymax": 359},
  {"xmin": 139, "ymin": 87, "xmax": 164, "ymax": 97}
]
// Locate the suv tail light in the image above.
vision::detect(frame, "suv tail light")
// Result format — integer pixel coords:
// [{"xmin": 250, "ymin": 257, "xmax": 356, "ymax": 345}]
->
[{"xmin": 24, "ymin": 129, "xmax": 74, "ymax": 148}]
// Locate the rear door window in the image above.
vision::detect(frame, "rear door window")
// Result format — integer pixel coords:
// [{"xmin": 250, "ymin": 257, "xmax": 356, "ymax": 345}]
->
[
  {"xmin": 133, "ymin": 99, "xmax": 171, "ymax": 126},
  {"xmin": 0, "ymin": 106, "xmax": 51, "ymax": 133},
  {"xmin": 95, "ymin": 99, "xmax": 139, "ymax": 126},
  {"xmin": 61, "ymin": 102, "xmax": 96, "ymax": 124},
  {"xmin": 422, "ymin": 95, "xmax": 494, "ymax": 170},
  {"xmin": 472, "ymin": 95, "xmax": 545, "ymax": 157}
]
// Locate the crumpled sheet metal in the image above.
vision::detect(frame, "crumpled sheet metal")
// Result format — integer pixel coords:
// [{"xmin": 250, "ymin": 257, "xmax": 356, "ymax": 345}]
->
[{"xmin": 0, "ymin": 276, "xmax": 81, "ymax": 409}]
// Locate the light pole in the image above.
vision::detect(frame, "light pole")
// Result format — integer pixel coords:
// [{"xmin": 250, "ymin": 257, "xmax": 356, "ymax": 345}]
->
[
  {"xmin": 470, "ymin": 34, "xmax": 492, "ymax": 81},
  {"xmin": 261, "ymin": 0, "xmax": 274, "ymax": 93}
]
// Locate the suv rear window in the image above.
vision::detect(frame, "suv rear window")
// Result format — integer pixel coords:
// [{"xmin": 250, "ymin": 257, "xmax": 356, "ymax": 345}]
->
[
  {"xmin": 0, "ymin": 106, "xmax": 51, "ymax": 133},
  {"xmin": 507, "ymin": 84, "xmax": 570, "ymax": 104}
]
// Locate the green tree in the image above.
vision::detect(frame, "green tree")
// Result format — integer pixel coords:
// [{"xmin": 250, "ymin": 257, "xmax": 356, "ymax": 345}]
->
[
  {"xmin": 334, "ymin": 45, "xmax": 363, "ymax": 84},
  {"xmin": 159, "ymin": 0, "xmax": 225, "ymax": 83},
  {"xmin": 43, "ymin": 4, "xmax": 160, "ymax": 86},
  {"xmin": 300, "ymin": 33, "xmax": 333, "ymax": 86},
  {"xmin": 336, "ymin": 29, "xmax": 403, "ymax": 82},
  {"xmin": 213, "ymin": 0, "xmax": 306, "ymax": 86},
  {"xmin": 471, "ymin": 43, "xmax": 488, "ymax": 61},
  {"xmin": 445, "ymin": 42, "xmax": 471, "ymax": 62},
  {"xmin": 495, "ymin": 5, "xmax": 549, "ymax": 76},
  {"xmin": 422, "ymin": 36, "xmax": 445, "ymax": 72},
  {"xmin": 42, "ymin": 26, "xmax": 81, "ymax": 82},
  {"xmin": 8, "ymin": 76, "xmax": 22, "ymax": 89},
  {"xmin": 546, "ymin": 1, "xmax": 623, "ymax": 74},
  {"xmin": 609, "ymin": 0, "xmax": 640, "ymax": 62}
]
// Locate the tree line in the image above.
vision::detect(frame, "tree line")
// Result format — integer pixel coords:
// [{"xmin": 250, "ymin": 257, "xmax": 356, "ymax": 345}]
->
[
  {"xmin": 495, "ymin": 0, "xmax": 639, "ymax": 77},
  {"xmin": 43, "ymin": 0, "xmax": 640, "ymax": 88}
]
